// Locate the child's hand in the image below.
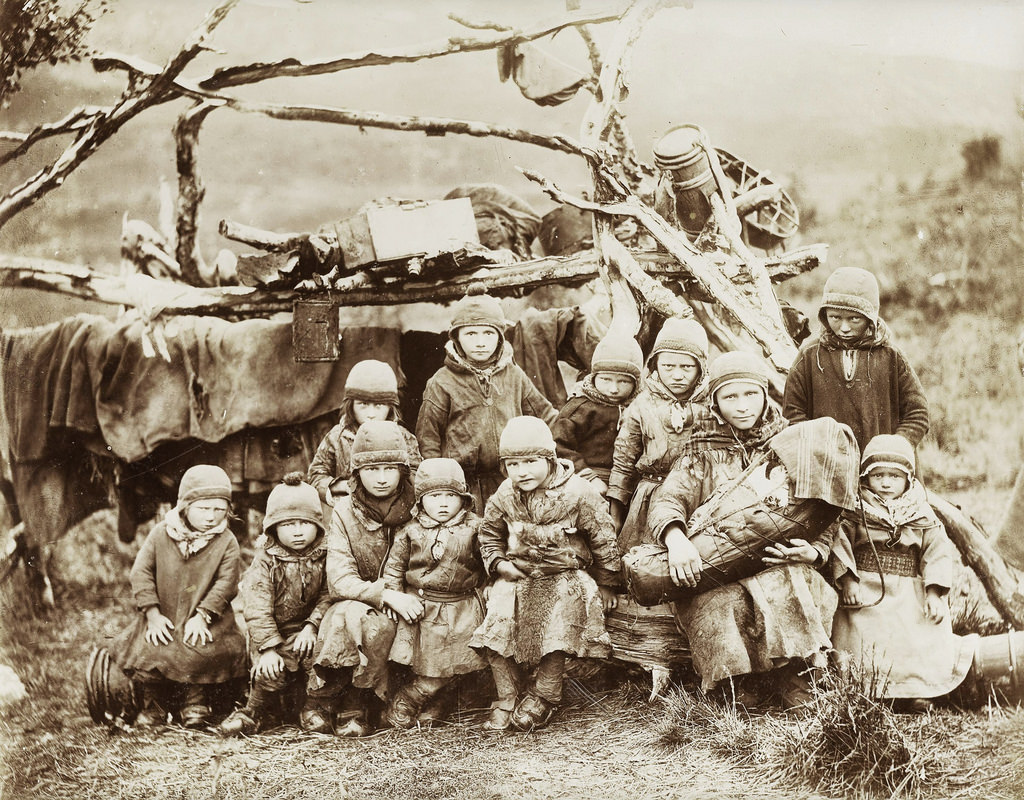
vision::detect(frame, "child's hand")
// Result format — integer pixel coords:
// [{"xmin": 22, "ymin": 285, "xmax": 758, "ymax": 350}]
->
[
  {"xmin": 144, "ymin": 608, "xmax": 175, "ymax": 646},
  {"xmin": 382, "ymin": 589, "xmax": 424, "ymax": 624},
  {"xmin": 598, "ymin": 585, "xmax": 618, "ymax": 612},
  {"xmin": 183, "ymin": 613, "xmax": 213, "ymax": 646},
  {"xmin": 292, "ymin": 624, "xmax": 317, "ymax": 659},
  {"xmin": 324, "ymin": 486, "xmax": 335, "ymax": 507},
  {"xmin": 255, "ymin": 649, "xmax": 285, "ymax": 681},
  {"xmin": 925, "ymin": 588, "xmax": 948, "ymax": 623},
  {"xmin": 762, "ymin": 538, "xmax": 820, "ymax": 566},
  {"xmin": 839, "ymin": 575, "xmax": 863, "ymax": 606},
  {"xmin": 664, "ymin": 526, "xmax": 703, "ymax": 588},
  {"xmin": 495, "ymin": 560, "xmax": 528, "ymax": 582},
  {"xmin": 609, "ymin": 500, "xmax": 625, "ymax": 533}
]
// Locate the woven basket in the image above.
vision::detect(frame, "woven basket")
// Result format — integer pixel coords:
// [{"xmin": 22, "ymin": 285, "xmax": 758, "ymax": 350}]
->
[{"xmin": 606, "ymin": 594, "xmax": 690, "ymax": 669}]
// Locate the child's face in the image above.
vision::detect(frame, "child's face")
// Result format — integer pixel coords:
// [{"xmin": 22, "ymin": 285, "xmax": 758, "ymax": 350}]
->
[
  {"xmin": 352, "ymin": 400, "xmax": 391, "ymax": 426},
  {"xmin": 420, "ymin": 490, "xmax": 463, "ymax": 524},
  {"xmin": 715, "ymin": 382, "xmax": 766, "ymax": 430},
  {"xmin": 866, "ymin": 467, "xmax": 909, "ymax": 501},
  {"xmin": 456, "ymin": 325, "xmax": 501, "ymax": 363},
  {"xmin": 358, "ymin": 465, "xmax": 403, "ymax": 498},
  {"xmin": 593, "ymin": 372, "xmax": 636, "ymax": 401},
  {"xmin": 185, "ymin": 498, "xmax": 230, "ymax": 531},
  {"xmin": 825, "ymin": 310, "xmax": 870, "ymax": 341},
  {"xmin": 275, "ymin": 520, "xmax": 320, "ymax": 551},
  {"xmin": 656, "ymin": 353, "xmax": 700, "ymax": 398},
  {"xmin": 504, "ymin": 457, "xmax": 550, "ymax": 492}
]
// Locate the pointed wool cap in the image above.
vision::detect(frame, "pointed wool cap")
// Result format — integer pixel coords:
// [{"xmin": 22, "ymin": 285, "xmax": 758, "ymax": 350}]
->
[
  {"xmin": 415, "ymin": 458, "xmax": 476, "ymax": 507},
  {"xmin": 177, "ymin": 464, "xmax": 232, "ymax": 507},
  {"xmin": 344, "ymin": 359, "xmax": 399, "ymax": 405},
  {"xmin": 499, "ymin": 416, "xmax": 557, "ymax": 461},
  {"xmin": 860, "ymin": 434, "xmax": 915, "ymax": 479},
  {"xmin": 350, "ymin": 420, "xmax": 410, "ymax": 472},
  {"xmin": 647, "ymin": 317, "xmax": 709, "ymax": 371},
  {"xmin": 707, "ymin": 351, "xmax": 770, "ymax": 401},
  {"xmin": 263, "ymin": 472, "xmax": 324, "ymax": 535},
  {"xmin": 591, "ymin": 332, "xmax": 643, "ymax": 381},
  {"xmin": 448, "ymin": 294, "xmax": 507, "ymax": 338},
  {"xmin": 818, "ymin": 267, "xmax": 880, "ymax": 328}
]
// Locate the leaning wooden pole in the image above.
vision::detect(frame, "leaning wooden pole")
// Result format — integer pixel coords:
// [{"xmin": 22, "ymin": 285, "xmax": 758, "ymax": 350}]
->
[{"xmin": 174, "ymin": 101, "xmax": 219, "ymax": 285}]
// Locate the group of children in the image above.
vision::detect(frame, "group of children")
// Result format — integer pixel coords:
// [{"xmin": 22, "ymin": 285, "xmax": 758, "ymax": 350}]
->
[{"xmin": 109, "ymin": 266, "xmax": 971, "ymax": 735}]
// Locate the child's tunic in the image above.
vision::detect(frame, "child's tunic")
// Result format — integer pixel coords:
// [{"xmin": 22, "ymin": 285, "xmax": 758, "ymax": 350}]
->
[
  {"xmin": 608, "ymin": 373, "xmax": 706, "ymax": 552},
  {"xmin": 114, "ymin": 514, "xmax": 246, "ymax": 685},
  {"xmin": 470, "ymin": 459, "xmax": 621, "ymax": 666},
  {"xmin": 782, "ymin": 321, "xmax": 929, "ymax": 452},
  {"xmin": 313, "ymin": 493, "xmax": 410, "ymax": 698},
  {"xmin": 239, "ymin": 533, "xmax": 331, "ymax": 682},
  {"xmin": 307, "ymin": 417, "xmax": 421, "ymax": 503},
  {"xmin": 383, "ymin": 507, "xmax": 487, "ymax": 678},
  {"xmin": 416, "ymin": 341, "xmax": 556, "ymax": 511},
  {"xmin": 830, "ymin": 482, "xmax": 975, "ymax": 698},
  {"xmin": 552, "ymin": 374, "xmax": 636, "ymax": 484}
]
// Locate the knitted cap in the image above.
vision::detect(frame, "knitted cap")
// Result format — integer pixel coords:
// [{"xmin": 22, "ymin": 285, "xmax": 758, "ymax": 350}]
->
[
  {"xmin": 415, "ymin": 458, "xmax": 475, "ymax": 506},
  {"xmin": 860, "ymin": 434, "xmax": 915, "ymax": 479},
  {"xmin": 707, "ymin": 351, "xmax": 770, "ymax": 400},
  {"xmin": 350, "ymin": 420, "xmax": 410, "ymax": 471},
  {"xmin": 177, "ymin": 465, "xmax": 232, "ymax": 507},
  {"xmin": 648, "ymin": 317, "xmax": 709, "ymax": 371},
  {"xmin": 448, "ymin": 294, "xmax": 506, "ymax": 338},
  {"xmin": 591, "ymin": 332, "xmax": 643, "ymax": 381},
  {"xmin": 344, "ymin": 359, "xmax": 399, "ymax": 405},
  {"xmin": 818, "ymin": 267, "xmax": 880, "ymax": 328},
  {"xmin": 499, "ymin": 416, "xmax": 557, "ymax": 461},
  {"xmin": 263, "ymin": 472, "xmax": 324, "ymax": 535}
]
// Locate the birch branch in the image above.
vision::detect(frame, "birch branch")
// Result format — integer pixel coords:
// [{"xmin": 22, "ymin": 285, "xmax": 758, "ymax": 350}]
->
[
  {"xmin": 174, "ymin": 101, "xmax": 219, "ymax": 285},
  {"xmin": 200, "ymin": 8, "xmax": 625, "ymax": 90},
  {"xmin": 0, "ymin": 107, "xmax": 106, "ymax": 166}
]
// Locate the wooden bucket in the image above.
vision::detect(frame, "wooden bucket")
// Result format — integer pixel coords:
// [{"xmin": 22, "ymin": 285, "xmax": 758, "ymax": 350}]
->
[
  {"xmin": 606, "ymin": 594, "xmax": 690, "ymax": 669},
  {"xmin": 972, "ymin": 631, "xmax": 1024, "ymax": 700},
  {"xmin": 85, "ymin": 646, "xmax": 140, "ymax": 726},
  {"xmin": 653, "ymin": 125, "xmax": 716, "ymax": 235}
]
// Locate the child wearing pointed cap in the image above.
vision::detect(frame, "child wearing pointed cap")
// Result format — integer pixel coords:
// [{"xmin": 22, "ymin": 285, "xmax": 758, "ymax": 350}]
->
[
  {"xmin": 382, "ymin": 458, "xmax": 487, "ymax": 729},
  {"xmin": 220, "ymin": 473, "xmax": 332, "ymax": 736},
  {"xmin": 782, "ymin": 267, "xmax": 929, "ymax": 453},
  {"xmin": 608, "ymin": 316, "xmax": 710, "ymax": 552},
  {"xmin": 470, "ymin": 416, "xmax": 621, "ymax": 732},
  {"xmin": 830, "ymin": 434, "xmax": 974, "ymax": 709},
  {"xmin": 307, "ymin": 359, "xmax": 421, "ymax": 506},
  {"xmin": 416, "ymin": 294, "xmax": 557, "ymax": 513},
  {"xmin": 112, "ymin": 465, "xmax": 247, "ymax": 729},
  {"xmin": 308, "ymin": 420, "xmax": 424, "ymax": 736},
  {"xmin": 553, "ymin": 330, "xmax": 643, "ymax": 499}
]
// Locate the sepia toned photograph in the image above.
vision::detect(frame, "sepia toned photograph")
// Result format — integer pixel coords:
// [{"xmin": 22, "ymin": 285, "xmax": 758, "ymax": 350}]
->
[{"xmin": 0, "ymin": 1, "xmax": 1022, "ymax": 797}]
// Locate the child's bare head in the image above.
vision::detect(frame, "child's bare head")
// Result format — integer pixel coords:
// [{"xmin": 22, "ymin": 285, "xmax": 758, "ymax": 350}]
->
[
  {"xmin": 860, "ymin": 434, "xmax": 915, "ymax": 501},
  {"xmin": 499, "ymin": 416, "xmax": 556, "ymax": 492},
  {"xmin": 415, "ymin": 458, "xmax": 474, "ymax": 522},
  {"xmin": 264, "ymin": 472, "xmax": 324, "ymax": 550}
]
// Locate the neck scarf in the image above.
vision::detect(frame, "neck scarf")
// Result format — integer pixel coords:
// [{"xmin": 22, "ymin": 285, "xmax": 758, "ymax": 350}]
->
[
  {"xmin": 163, "ymin": 506, "xmax": 229, "ymax": 559},
  {"xmin": 352, "ymin": 474, "xmax": 416, "ymax": 528}
]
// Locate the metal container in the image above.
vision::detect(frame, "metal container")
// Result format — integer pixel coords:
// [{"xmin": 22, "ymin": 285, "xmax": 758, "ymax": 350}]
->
[{"xmin": 972, "ymin": 630, "xmax": 1024, "ymax": 700}]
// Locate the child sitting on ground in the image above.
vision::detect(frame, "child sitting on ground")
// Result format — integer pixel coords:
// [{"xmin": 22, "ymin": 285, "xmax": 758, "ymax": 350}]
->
[
  {"xmin": 307, "ymin": 359, "xmax": 421, "ymax": 506},
  {"xmin": 308, "ymin": 420, "xmax": 424, "ymax": 736},
  {"xmin": 382, "ymin": 458, "xmax": 487, "ymax": 729},
  {"xmin": 830, "ymin": 434, "xmax": 975, "ymax": 710},
  {"xmin": 782, "ymin": 267, "xmax": 929, "ymax": 453},
  {"xmin": 470, "ymin": 416, "xmax": 621, "ymax": 732},
  {"xmin": 552, "ymin": 330, "xmax": 643, "ymax": 498},
  {"xmin": 416, "ymin": 293, "xmax": 556, "ymax": 514},
  {"xmin": 113, "ymin": 465, "xmax": 247, "ymax": 728},
  {"xmin": 608, "ymin": 317, "xmax": 709, "ymax": 552},
  {"xmin": 221, "ymin": 473, "xmax": 332, "ymax": 735}
]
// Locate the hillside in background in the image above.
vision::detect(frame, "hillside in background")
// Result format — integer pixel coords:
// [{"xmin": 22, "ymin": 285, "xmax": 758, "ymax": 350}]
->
[{"xmin": 0, "ymin": 1, "xmax": 1020, "ymax": 269}]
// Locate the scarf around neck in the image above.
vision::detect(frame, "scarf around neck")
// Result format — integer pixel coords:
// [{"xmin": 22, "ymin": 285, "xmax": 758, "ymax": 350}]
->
[
  {"xmin": 163, "ymin": 506, "xmax": 229, "ymax": 559},
  {"xmin": 819, "ymin": 317, "xmax": 891, "ymax": 351},
  {"xmin": 644, "ymin": 371, "xmax": 705, "ymax": 434},
  {"xmin": 352, "ymin": 475, "xmax": 416, "ymax": 528}
]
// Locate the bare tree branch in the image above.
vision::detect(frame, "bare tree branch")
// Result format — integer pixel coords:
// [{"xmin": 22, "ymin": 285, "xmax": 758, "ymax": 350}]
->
[
  {"xmin": 0, "ymin": 106, "xmax": 105, "ymax": 166},
  {"xmin": 200, "ymin": 8, "xmax": 625, "ymax": 90},
  {"xmin": 174, "ymin": 101, "xmax": 219, "ymax": 284}
]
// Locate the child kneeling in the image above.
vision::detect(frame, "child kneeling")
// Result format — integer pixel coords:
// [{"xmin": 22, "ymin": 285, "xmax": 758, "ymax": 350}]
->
[
  {"xmin": 383, "ymin": 458, "xmax": 487, "ymax": 728},
  {"xmin": 470, "ymin": 416, "xmax": 621, "ymax": 731},
  {"xmin": 221, "ymin": 473, "xmax": 331, "ymax": 735}
]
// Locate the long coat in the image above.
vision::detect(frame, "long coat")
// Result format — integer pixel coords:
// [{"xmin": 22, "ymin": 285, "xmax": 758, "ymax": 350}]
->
[
  {"xmin": 830, "ymin": 483, "xmax": 975, "ymax": 698},
  {"xmin": 552, "ymin": 374, "xmax": 635, "ymax": 482},
  {"xmin": 114, "ymin": 520, "xmax": 247, "ymax": 685}
]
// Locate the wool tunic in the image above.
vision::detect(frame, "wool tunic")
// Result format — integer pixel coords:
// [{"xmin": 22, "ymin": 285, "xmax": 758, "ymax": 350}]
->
[
  {"xmin": 470, "ymin": 459, "xmax": 621, "ymax": 666},
  {"xmin": 383, "ymin": 507, "xmax": 487, "ymax": 678},
  {"xmin": 782, "ymin": 322, "xmax": 929, "ymax": 452},
  {"xmin": 114, "ymin": 519, "xmax": 247, "ymax": 685},
  {"xmin": 416, "ymin": 341, "xmax": 556, "ymax": 511},
  {"xmin": 552, "ymin": 374, "xmax": 636, "ymax": 483},
  {"xmin": 647, "ymin": 408, "xmax": 838, "ymax": 690},
  {"xmin": 830, "ymin": 482, "xmax": 975, "ymax": 698}
]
